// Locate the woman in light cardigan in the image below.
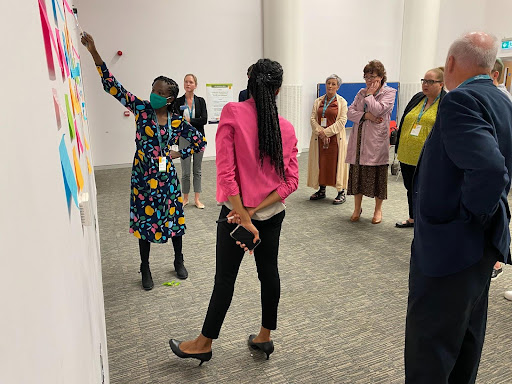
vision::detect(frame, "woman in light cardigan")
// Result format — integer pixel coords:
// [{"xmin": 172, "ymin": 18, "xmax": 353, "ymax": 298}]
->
[{"xmin": 307, "ymin": 74, "xmax": 349, "ymax": 204}]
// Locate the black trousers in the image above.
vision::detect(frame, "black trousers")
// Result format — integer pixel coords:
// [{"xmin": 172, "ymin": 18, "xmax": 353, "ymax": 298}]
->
[
  {"xmin": 139, "ymin": 236, "xmax": 183, "ymax": 265},
  {"xmin": 400, "ymin": 162, "xmax": 416, "ymax": 219},
  {"xmin": 405, "ymin": 245, "xmax": 498, "ymax": 384},
  {"xmin": 201, "ymin": 206, "xmax": 285, "ymax": 339}
]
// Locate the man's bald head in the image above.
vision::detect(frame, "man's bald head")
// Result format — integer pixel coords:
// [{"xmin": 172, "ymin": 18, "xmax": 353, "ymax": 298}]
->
[
  {"xmin": 448, "ymin": 32, "xmax": 498, "ymax": 70},
  {"xmin": 444, "ymin": 32, "xmax": 498, "ymax": 90}
]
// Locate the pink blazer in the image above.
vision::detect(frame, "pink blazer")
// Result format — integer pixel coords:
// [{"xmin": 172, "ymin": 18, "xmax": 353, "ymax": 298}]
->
[
  {"xmin": 216, "ymin": 99, "xmax": 299, "ymax": 207},
  {"xmin": 346, "ymin": 85, "xmax": 397, "ymax": 166}
]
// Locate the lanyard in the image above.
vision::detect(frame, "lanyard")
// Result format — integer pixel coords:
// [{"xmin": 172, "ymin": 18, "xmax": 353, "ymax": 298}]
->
[
  {"xmin": 459, "ymin": 74, "xmax": 491, "ymax": 88},
  {"xmin": 322, "ymin": 95, "xmax": 336, "ymax": 118},
  {"xmin": 417, "ymin": 93, "xmax": 441, "ymax": 123},
  {"xmin": 155, "ymin": 111, "xmax": 172, "ymax": 157},
  {"xmin": 185, "ymin": 97, "xmax": 195, "ymax": 119}
]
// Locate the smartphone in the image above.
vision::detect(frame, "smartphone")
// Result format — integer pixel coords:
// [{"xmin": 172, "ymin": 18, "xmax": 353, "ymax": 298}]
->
[{"xmin": 230, "ymin": 225, "xmax": 261, "ymax": 251}]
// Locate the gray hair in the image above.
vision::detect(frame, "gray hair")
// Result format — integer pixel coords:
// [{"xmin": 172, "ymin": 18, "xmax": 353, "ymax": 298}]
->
[
  {"xmin": 326, "ymin": 74, "xmax": 342, "ymax": 87},
  {"xmin": 448, "ymin": 32, "xmax": 499, "ymax": 70}
]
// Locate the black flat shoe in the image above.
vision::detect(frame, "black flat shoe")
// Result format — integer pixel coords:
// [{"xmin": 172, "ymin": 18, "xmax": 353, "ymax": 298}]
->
[
  {"xmin": 395, "ymin": 220, "xmax": 414, "ymax": 228},
  {"xmin": 310, "ymin": 188, "xmax": 326, "ymax": 200},
  {"xmin": 169, "ymin": 339, "xmax": 212, "ymax": 366},
  {"xmin": 248, "ymin": 334, "xmax": 274, "ymax": 360},
  {"xmin": 333, "ymin": 191, "xmax": 346, "ymax": 205}
]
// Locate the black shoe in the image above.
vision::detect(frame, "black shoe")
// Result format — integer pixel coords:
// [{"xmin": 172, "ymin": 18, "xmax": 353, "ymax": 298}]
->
[
  {"xmin": 174, "ymin": 256, "xmax": 188, "ymax": 279},
  {"xmin": 310, "ymin": 188, "xmax": 326, "ymax": 200},
  {"xmin": 248, "ymin": 334, "xmax": 274, "ymax": 360},
  {"xmin": 169, "ymin": 339, "xmax": 212, "ymax": 366},
  {"xmin": 333, "ymin": 190, "xmax": 346, "ymax": 205},
  {"xmin": 395, "ymin": 220, "xmax": 414, "ymax": 228},
  {"xmin": 140, "ymin": 263, "xmax": 154, "ymax": 290},
  {"xmin": 491, "ymin": 266, "xmax": 503, "ymax": 280}
]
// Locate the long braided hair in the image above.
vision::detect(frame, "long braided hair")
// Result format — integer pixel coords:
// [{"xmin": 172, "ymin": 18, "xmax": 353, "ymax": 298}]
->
[
  {"xmin": 247, "ymin": 59, "xmax": 285, "ymax": 180},
  {"xmin": 152, "ymin": 76, "xmax": 179, "ymax": 114}
]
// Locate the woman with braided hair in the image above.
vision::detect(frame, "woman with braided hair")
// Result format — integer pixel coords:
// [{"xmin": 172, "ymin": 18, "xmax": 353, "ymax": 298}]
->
[
  {"xmin": 81, "ymin": 33, "xmax": 206, "ymax": 290},
  {"xmin": 170, "ymin": 59, "xmax": 299, "ymax": 364}
]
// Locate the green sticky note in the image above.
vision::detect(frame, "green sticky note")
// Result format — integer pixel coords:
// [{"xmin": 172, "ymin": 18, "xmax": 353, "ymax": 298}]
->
[{"xmin": 65, "ymin": 94, "xmax": 75, "ymax": 140}]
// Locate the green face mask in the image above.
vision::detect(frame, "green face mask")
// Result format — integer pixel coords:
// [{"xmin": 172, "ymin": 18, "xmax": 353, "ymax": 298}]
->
[{"xmin": 150, "ymin": 93, "xmax": 171, "ymax": 109}]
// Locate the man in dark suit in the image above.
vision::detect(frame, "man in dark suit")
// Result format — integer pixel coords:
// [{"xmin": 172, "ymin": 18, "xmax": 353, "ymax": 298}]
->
[{"xmin": 405, "ymin": 32, "xmax": 512, "ymax": 384}]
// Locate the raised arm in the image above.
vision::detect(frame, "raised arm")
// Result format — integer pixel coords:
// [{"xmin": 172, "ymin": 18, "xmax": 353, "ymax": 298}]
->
[
  {"xmin": 81, "ymin": 32, "xmax": 144, "ymax": 113},
  {"xmin": 347, "ymin": 91, "xmax": 365, "ymax": 124},
  {"xmin": 364, "ymin": 88, "xmax": 396, "ymax": 117}
]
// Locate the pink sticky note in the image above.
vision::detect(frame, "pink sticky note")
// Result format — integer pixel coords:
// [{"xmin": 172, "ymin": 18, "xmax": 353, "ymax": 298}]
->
[
  {"xmin": 63, "ymin": 0, "xmax": 73, "ymax": 14},
  {"xmin": 55, "ymin": 28, "xmax": 65, "ymax": 78},
  {"xmin": 72, "ymin": 45, "xmax": 80, "ymax": 60},
  {"xmin": 75, "ymin": 121, "xmax": 83, "ymax": 155},
  {"xmin": 38, "ymin": 0, "xmax": 56, "ymax": 80},
  {"xmin": 52, "ymin": 88, "xmax": 62, "ymax": 130}
]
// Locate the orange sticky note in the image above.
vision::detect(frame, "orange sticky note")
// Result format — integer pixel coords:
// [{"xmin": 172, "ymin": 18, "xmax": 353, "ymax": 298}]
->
[
  {"xmin": 72, "ymin": 147, "xmax": 84, "ymax": 191},
  {"xmin": 86, "ymin": 156, "xmax": 92, "ymax": 174}
]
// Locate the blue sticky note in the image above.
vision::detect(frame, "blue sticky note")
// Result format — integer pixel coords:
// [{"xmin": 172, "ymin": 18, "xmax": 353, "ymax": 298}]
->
[
  {"xmin": 51, "ymin": 0, "xmax": 58, "ymax": 24},
  {"xmin": 59, "ymin": 135, "xmax": 79, "ymax": 208}
]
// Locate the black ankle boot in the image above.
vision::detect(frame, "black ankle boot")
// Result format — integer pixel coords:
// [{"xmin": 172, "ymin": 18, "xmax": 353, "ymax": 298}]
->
[
  {"xmin": 174, "ymin": 254, "xmax": 188, "ymax": 279},
  {"xmin": 140, "ymin": 263, "xmax": 154, "ymax": 290}
]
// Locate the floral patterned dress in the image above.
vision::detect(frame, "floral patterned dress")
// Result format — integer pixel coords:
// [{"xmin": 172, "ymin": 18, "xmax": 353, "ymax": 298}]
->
[{"xmin": 97, "ymin": 63, "xmax": 207, "ymax": 243}]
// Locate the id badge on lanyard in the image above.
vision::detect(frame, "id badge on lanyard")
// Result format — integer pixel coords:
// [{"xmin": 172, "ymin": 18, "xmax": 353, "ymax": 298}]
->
[{"xmin": 158, "ymin": 156, "xmax": 167, "ymax": 172}]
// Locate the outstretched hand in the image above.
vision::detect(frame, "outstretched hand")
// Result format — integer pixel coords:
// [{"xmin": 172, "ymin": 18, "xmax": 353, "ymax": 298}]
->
[{"xmin": 80, "ymin": 32, "xmax": 96, "ymax": 52}]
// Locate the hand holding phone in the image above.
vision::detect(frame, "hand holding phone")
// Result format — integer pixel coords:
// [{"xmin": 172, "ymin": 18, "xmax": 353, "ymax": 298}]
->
[{"xmin": 230, "ymin": 224, "xmax": 261, "ymax": 251}]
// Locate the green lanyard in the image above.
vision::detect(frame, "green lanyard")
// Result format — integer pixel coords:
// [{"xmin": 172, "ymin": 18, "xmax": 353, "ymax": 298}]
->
[
  {"xmin": 459, "ymin": 74, "xmax": 491, "ymax": 88},
  {"xmin": 322, "ymin": 95, "xmax": 336, "ymax": 118},
  {"xmin": 417, "ymin": 93, "xmax": 441, "ymax": 124}
]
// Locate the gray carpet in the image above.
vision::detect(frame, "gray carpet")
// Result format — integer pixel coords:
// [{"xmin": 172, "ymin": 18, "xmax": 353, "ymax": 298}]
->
[{"xmin": 96, "ymin": 153, "xmax": 512, "ymax": 384}]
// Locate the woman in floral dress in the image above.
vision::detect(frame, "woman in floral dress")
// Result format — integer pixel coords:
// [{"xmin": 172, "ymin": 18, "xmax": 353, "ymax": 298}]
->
[{"xmin": 81, "ymin": 33, "xmax": 206, "ymax": 290}]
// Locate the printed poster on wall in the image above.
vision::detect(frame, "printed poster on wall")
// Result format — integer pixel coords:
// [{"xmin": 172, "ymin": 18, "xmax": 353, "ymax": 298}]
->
[{"xmin": 206, "ymin": 83, "xmax": 233, "ymax": 123}]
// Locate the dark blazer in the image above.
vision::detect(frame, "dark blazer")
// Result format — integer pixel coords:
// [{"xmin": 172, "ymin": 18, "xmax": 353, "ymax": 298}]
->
[
  {"xmin": 238, "ymin": 89, "xmax": 249, "ymax": 102},
  {"xmin": 175, "ymin": 94, "xmax": 207, "ymax": 136},
  {"xmin": 412, "ymin": 78, "xmax": 512, "ymax": 276},
  {"xmin": 395, "ymin": 89, "xmax": 446, "ymax": 153}
]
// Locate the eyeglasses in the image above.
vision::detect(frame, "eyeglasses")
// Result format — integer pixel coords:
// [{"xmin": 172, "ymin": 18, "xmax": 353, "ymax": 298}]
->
[
  {"xmin": 364, "ymin": 74, "xmax": 378, "ymax": 80},
  {"xmin": 421, "ymin": 79, "xmax": 442, "ymax": 85}
]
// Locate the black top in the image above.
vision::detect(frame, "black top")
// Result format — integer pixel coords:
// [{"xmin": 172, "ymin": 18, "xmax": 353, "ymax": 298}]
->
[
  {"xmin": 238, "ymin": 89, "xmax": 249, "ymax": 102},
  {"xmin": 175, "ymin": 94, "xmax": 208, "ymax": 136}
]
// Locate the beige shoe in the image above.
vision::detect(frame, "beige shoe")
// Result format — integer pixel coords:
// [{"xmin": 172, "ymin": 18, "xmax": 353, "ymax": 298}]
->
[
  {"xmin": 504, "ymin": 291, "xmax": 512, "ymax": 301},
  {"xmin": 195, "ymin": 202, "xmax": 205, "ymax": 209}
]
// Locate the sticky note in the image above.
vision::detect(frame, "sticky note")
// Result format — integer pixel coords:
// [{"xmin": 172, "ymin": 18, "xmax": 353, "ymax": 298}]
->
[
  {"xmin": 72, "ymin": 146, "xmax": 84, "ymax": 191},
  {"xmin": 86, "ymin": 156, "xmax": 92, "ymax": 174},
  {"xmin": 59, "ymin": 135, "xmax": 79, "ymax": 208},
  {"xmin": 52, "ymin": 88, "xmax": 61, "ymax": 130},
  {"xmin": 75, "ymin": 122, "xmax": 83, "ymax": 154},
  {"xmin": 38, "ymin": 0, "xmax": 56, "ymax": 80},
  {"xmin": 84, "ymin": 135, "xmax": 90, "ymax": 150},
  {"xmin": 65, "ymin": 94, "xmax": 75, "ymax": 140}
]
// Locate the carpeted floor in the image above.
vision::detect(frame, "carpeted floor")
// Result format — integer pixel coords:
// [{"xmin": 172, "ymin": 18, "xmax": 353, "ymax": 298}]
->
[{"xmin": 96, "ymin": 153, "xmax": 512, "ymax": 384}]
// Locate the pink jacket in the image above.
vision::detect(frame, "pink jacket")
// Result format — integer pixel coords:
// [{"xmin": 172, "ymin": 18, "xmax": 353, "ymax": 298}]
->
[
  {"xmin": 346, "ymin": 85, "xmax": 397, "ymax": 166},
  {"xmin": 216, "ymin": 99, "xmax": 299, "ymax": 207}
]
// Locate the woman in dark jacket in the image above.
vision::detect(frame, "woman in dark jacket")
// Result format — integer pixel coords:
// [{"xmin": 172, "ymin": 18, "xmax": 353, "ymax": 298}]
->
[
  {"xmin": 395, "ymin": 67, "xmax": 446, "ymax": 228},
  {"xmin": 176, "ymin": 74, "xmax": 208, "ymax": 208}
]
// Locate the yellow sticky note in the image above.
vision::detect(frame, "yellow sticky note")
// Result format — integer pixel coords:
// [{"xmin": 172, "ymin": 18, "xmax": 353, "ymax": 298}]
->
[
  {"xmin": 84, "ymin": 136, "xmax": 90, "ymax": 150},
  {"xmin": 72, "ymin": 147, "xmax": 84, "ymax": 191},
  {"xmin": 86, "ymin": 156, "xmax": 92, "ymax": 174}
]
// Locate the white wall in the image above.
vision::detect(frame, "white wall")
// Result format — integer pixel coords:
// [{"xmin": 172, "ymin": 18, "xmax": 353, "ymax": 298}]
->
[
  {"xmin": 78, "ymin": 0, "xmax": 263, "ymax": 167},
  {"xmin": 300, "ymin": 0, "xmax": 405, "ymax": 150},
  {"xmin": 0, "ymin": 1, "xmax": 108, "ymax": 383}
]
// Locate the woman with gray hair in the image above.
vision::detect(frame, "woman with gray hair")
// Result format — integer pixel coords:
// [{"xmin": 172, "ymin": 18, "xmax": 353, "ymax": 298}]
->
[{"xmin": 307, "ymin": 74, "xmax": 349, "ymax": 204}]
